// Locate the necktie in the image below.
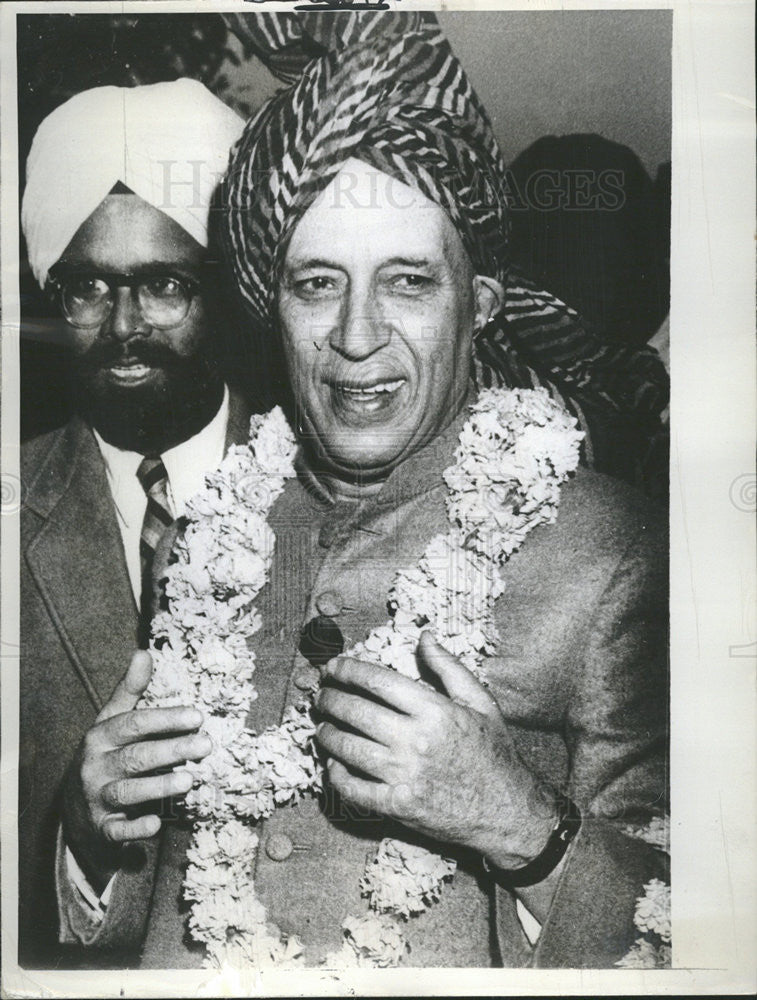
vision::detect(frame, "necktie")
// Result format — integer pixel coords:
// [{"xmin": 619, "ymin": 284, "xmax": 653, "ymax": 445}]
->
[
  {"xmin": 136, "ymin": 456, "xmax": 173, "ymax": 637},
  {"xmin": 137, "ymin": 455, "xmax": 174, "ymax": 575}
]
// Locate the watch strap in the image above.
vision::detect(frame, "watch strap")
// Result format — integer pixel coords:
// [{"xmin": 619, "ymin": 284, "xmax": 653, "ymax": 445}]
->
[{"xmin": 484, "ymin": 793, "xmax": 582, "ymax": 888}]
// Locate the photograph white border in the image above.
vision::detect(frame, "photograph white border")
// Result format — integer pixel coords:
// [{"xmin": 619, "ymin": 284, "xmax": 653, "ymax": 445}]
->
[{"xmin": 2, "ymin": 1, "xmax": 755, "ymax": 995}]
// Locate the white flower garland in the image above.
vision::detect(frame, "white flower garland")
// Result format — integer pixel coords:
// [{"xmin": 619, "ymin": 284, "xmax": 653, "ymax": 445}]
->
[
  {"xmin": 616, "ymin": 817, "xmax": 671, "ymax": 969},
  {"xmin": 143, "ymin": 387, "xmax": 586, "ymax": 969}
]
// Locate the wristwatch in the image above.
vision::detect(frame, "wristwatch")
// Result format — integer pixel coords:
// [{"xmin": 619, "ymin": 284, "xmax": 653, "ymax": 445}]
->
[{"xmin": 483, "ymin": 793, "xmax": 582, "ymax": 888}]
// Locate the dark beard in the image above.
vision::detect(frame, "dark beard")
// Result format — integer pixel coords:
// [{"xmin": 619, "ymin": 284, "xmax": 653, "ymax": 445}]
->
[{"xmin": 71, "ymin": 338, "xmax": 224, "ymax": 454}]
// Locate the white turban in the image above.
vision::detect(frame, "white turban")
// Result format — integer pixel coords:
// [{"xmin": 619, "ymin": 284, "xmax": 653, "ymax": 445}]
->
[{"xmin": 22, "ymin": 78, "xmax": 245, "ymax": 287}]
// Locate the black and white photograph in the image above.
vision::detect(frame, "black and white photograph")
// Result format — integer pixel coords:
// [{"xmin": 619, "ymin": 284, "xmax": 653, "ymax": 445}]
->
[{"xmin": 1, "ymin": 1, "xmax": 754, "ymax": 996}]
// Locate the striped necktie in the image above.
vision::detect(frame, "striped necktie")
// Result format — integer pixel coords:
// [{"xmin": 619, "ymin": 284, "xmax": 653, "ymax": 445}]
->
[{"xmin": 136, "ymin": 455, "xmax": 174, "ymax": 586}]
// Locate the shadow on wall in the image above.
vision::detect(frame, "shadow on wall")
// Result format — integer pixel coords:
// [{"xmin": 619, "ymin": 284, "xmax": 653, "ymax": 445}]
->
[{"xmin": 507, "ymin": 134, "xmax": 671, "ymax": 349}]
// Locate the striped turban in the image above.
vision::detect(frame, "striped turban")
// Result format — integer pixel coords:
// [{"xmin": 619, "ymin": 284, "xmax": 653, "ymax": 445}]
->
[
  {"xmin": 223, "ymin": 12, "xmax": 669, "ymax": 481},
  {"xmin": 224, "ymin": 12, "xmax": 510, "ymax": 326},
  {"xmin": 22, "ymin": 79, "xmax": 245, "ymax": 287}
]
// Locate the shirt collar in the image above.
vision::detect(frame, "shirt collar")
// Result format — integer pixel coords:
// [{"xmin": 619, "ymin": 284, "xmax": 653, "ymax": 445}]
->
[
  {"xmin": 162, "ymin": 385, "xmax": 229, "ymax": 514},
  {"xmin": 93, "ymin": 384, "xmax": 229, "ymax": 519},
  {"xmin": 92, "ymin": 432, "xmax": 143, "ymax": 530}
]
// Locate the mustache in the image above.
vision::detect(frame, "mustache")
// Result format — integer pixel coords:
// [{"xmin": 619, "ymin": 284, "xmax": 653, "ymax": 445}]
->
[{"xmin": 74, "ymin": 339, "xmax": 187, "ymax": 374}]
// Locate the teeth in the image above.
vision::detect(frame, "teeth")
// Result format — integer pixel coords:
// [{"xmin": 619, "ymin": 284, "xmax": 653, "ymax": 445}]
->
[
  {"xmin": 111, "ymin": 364, "xmax": 150, "ymax": 377},
  {"xmin": 340, "ymin": 380, "xmax": 404, "ymax": 396}
]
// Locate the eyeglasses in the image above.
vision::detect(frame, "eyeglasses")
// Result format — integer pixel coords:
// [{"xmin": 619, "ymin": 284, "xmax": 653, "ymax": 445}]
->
[{"xmin": 47, "ymin": 271, "xmax": 201, "ymax": 330}]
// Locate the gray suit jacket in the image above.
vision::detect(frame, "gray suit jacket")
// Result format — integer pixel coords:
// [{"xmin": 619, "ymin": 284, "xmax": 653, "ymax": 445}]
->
[
  {"xmin": 56, "ymin": 411, "xmax": 669, "ymax": 969},
  {"xmin": 19, "ymin": 391, "xmax": 251, "ymax": 967}
]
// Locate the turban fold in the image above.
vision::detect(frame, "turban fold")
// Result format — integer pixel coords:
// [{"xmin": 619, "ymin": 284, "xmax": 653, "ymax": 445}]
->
[{"xmin": 22, "ymin": 79, "xmax": 245, "ymax": 286}]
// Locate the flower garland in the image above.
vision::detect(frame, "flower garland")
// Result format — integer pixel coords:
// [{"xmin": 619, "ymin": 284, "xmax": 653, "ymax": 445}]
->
[
  {"xmin": 617, "ymin": 817, "xmax": 671, "ymax": 969},
  {"xmin": 143, "ymin": 387, "xmax": 586, "ymax": 969},
  {"xmin": 615, "ymin": 878, "xmax": 671, "ymax": 969}
]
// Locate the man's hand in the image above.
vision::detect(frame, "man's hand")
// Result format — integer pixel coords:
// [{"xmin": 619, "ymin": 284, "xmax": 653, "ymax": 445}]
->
[
  {"xmin": 63, "ymin": 651, "xmax": 210, "ymax": 889},
  {"xmin": 315, "ymin": 632, "xmax": 558, "ymax": 871}
]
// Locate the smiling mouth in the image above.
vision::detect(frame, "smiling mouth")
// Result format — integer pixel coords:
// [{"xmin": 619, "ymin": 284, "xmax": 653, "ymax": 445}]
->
[
  {"xmin": 333, "ymin": 378, "xmax": 406, "ymax": 399},
  {"xmin": 107, "ymin": 362, "xmax": 155, "ymax": 382},
  {"xmin": 328, "ymin": 377, "xmax": 407, "ymax": 417}
]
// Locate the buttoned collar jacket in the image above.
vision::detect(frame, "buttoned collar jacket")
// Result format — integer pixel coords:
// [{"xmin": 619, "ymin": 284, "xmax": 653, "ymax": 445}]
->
[{"xmin": 54, "ymin": 405, "xmax": 669, "ymax": 969}]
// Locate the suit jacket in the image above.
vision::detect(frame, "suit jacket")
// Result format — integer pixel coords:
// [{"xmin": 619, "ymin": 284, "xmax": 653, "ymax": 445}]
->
[
  {"xmin": 18, "ymin": 390, "xmax": 251, "ymax": 968},
  {"xmin": 56, "ymin": 408, "xmax": 669, "ymax": 969}
]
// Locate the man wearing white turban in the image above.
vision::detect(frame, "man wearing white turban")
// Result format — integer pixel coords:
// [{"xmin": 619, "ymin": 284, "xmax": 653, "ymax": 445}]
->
[{"xmin": 19, "ymin": 78, "xmax": 246, "ymax": 967}]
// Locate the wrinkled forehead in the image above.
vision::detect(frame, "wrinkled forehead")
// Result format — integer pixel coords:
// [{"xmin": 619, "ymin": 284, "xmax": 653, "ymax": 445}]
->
[{"xmin": 283, "ymin": 158, "xmax": 472, "ymax": 274}]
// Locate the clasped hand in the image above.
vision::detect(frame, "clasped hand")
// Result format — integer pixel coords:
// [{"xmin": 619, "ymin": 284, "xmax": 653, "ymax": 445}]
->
[
  {"xmin": 67, "ymin": 635, "xmax": 555, "ymax": 885},
  {"xmin": 315, "ymin": 631, "xmax": 556, "ymax": 870},
  {"xmin": 64, "ymin": 651, "xmax": 210, "ymax": 884}
]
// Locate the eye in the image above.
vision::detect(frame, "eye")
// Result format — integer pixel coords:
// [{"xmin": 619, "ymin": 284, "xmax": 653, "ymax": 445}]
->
[
  {"xmin": 66, "ymin": 277, "xmax": 109, "ymax": 304},
  {"xmin": 292, "ymin": 275, "xmax": 340, "ymax": 300},
  {"xmin": 141, "ymin": 276, "xmax": 187, "ymax": 301},
  {"xmin": 386, "ymin": 273, "xmax": 434, "ymax": 293}
]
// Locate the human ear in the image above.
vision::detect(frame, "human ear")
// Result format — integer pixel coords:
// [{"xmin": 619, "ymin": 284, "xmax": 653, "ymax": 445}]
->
[{"xmin": 472, "ymin": 275, "xmax": 505, "ymax": 332}]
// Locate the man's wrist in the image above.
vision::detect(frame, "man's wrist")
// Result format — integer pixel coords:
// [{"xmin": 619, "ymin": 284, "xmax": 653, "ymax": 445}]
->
[
  {"xmin": 480, "ymin": 793, "xmax": 560, "ymax": 872},
  {"xmin": 63, "ymin": 824, "xmax": 121, "ymax": 895},
  {"xmin": 483, "ymin": 793, "xmax": 581, "ymax": 888},
  {"xmin": 64, "ymin": 842, "xmax": 117, "ymax": 921},
  {"xmin": 61, "ymin": 764, "xmax": 121, "ymax": 894}
]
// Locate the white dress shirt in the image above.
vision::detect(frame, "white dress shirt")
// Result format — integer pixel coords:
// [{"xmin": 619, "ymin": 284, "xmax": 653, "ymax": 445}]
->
[{"xmin": 92, "ymin": 386, "xmax": 230, "ymax": 602}]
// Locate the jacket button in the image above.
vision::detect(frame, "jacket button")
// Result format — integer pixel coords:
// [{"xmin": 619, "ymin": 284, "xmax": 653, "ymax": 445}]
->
[
  {"xmin": 265, "ymin": 833, "xmax": 294, "ymax": 862},
  {"xmin": 293, "ymin": 667, "xmax": 320, "ymax": 691},
  {"xmin": 315, "ymin": 590, "xmax": 344, "ymax": 618}
]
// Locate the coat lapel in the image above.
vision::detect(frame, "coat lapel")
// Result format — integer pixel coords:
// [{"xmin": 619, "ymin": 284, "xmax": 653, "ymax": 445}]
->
[
  {"xmin": 24, "ymin": 419, "xmax": 139, "ymax": 711},
  {"xmin": 23, "ymin": 395, "xmax": 252, "ymax": 719}
]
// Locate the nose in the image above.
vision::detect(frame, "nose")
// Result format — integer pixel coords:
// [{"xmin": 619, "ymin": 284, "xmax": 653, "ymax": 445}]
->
[
  {"xmin": 329, "ymin": 289, "xmax": 391, "ymax": 361},
  {"xmin": 103, "ymin": 287, "xmax": 150, "ymax": 343}
]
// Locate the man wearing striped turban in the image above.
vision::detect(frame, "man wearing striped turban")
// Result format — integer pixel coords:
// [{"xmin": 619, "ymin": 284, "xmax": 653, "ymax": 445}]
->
[
  {"xmin": 57, "ymin": 13, "xmax": 668, "ymax": 970},
  {"xmin": 224, "ymin": 10, "xmax": 669, "ymax": 485}
]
